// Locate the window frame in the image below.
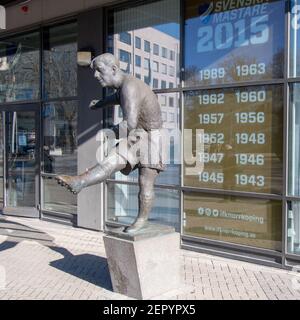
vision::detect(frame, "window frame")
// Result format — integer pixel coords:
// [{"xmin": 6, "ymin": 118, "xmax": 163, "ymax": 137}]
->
[
  {"xmin": 144, "ymin": 39, "xmax": 151, "ymax": 53},
  {"xmin": 119, "ymin": 31, "xmax": 132, "ymax": 45},
  {"xmin": 135, "ymin": 54, "xmax": 141, "ymax": 67},
  {"xmin": 135, "ymin": 36, "xmax": 141, "ymax": 49}
]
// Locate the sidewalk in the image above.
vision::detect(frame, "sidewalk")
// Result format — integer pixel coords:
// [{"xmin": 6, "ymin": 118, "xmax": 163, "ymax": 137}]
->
[{"xmin": 0, "ymin": 215, "xmax": 299, "ymax": 300}]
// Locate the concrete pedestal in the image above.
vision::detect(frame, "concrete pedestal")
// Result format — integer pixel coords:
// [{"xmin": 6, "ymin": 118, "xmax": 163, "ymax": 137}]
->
[{"xmin": 103, "ymin": 225, "xmax": 180, "ymax": 300}]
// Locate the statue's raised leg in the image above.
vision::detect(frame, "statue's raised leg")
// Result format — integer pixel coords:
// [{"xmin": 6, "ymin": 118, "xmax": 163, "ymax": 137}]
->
[{"xmin": 56, "ymin": 150, "xmax": 126, "ymax": 194}]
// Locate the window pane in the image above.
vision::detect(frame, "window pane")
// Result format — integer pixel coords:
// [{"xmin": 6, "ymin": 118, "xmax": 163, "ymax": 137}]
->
[
  {"xmin": 43, "ymin": 177, "xmax": 77, "ymax": 214},
  {"xmin": 135, "ymin": 36, "xmax": 141, "ymax": 49},
  {"xmin": 43, "ymin": 22, "xmax": 77, "ymax": 99},
  {"xmin": 184, "ymin": 192, "xmax": 282, "ymax": 251},
  {"xmin": 107, "ymin": 0, "xmax": 180, "ymax": 89},
  {"xmin": 144, "ymin": 75, "xmax": 151, "ymax": 85},
  {"xmin": 119, "ymin": 31, "xmax": 131, "ymax": 45},
  {"xmin": 107, "ymin": 182, "xmax": 180, "ymax": 230},
  {"xmin": 162, "ymin": 111, "xmax": 167, "ymax": 121},
  {"xmin": 0, "ymin": 112, "xmax": 3, "ymax": 205},
  {"xmin": 169, "ymin": 65, "xmax": 175, "ymax": 76},
  {"xmin": 162, "ymin": 47, "xmax": 168, "ymax": 58},
  {"xmin": 144, "ymin": 58, "xmax": 150, "ymax": 69},
  {"xmin": 184, "ymin": 85, "xmax": 283, "ymax": 194},
  {"xmin": 289, "ymin": 83, "xmax": 300, "ymax": 196},
  {"xmin": 119, "ymin": 49, "xmax": 131, "ymax": 63},
  {"xmin": 184, "ymin": 0, "xmax": 285, "ymax": 86},
  {"xmin": 156, "ymin": 92, "xmax": 181, "ymax": 185},
  {"xmin": 287, "ymin": 201, "xmax": 300, "ymax": 255},
  {"xmin": 153, "ymin": 43, "xmax": 159, "ymax": 55},
  {"xmin": 135, "ymin": 54, "xmax": 141, "ymax": 67},
  {"xmin": 144, "ymin": 40, "xmax": 151, "ymax": 52},
  {"xmin": 170, "ymin": 50, "xmax": 175, "ymax": 61},
  {"xmin": 0, "ymin": 31, "xmax": 40, "ymax": 102},
  {"xmin": 43, "ymin": 101, "xmax": 77, "ymax": 175},
  {"xmin": 290, "ymin": 0, "xmax": 300, "ymax": 77}
]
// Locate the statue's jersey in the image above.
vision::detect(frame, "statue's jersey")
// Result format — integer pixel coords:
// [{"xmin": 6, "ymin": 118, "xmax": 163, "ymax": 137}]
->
[
  {"xmin": 115, "ymin": 75, "xmax": 167, "ymax": 174},
  {"xmin": 118, "ymin": 75, "xmax": 163, "ymax": 131}
]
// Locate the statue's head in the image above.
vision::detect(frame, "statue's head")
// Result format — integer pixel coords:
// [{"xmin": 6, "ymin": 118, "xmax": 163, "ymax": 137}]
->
[{"xmin": 90, "ymin": 53, "xmax": 122, "ymax": 88}]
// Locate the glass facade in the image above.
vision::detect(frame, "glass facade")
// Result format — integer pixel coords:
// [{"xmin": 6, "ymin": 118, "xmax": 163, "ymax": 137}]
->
[
  {"xmin": 184, "ymin": 85, "xmax": 283, "ymax": 194},
  {"xmin": 107, "ymin": 0, "xmax": 180, "ymax": 90},
  {"xmin": 6, "ymin": 110, "xmax": 37, "ymax": 208},
  {"xmin": 42, "ymin": 101, "xmax": 77, "ymax": 176},
  {"xmin": 41, "ymin": 22, "xmax": 78, "ymax": 215},
  {"xmin": 182, "ymin": 0, "xmax": 287, "ymax": 256},
  {"xmin": 0, "ymin": 21, "xmax": 78, "ymax": 218},
  {"xmin": 184, "ymin": 0, "xmax": 285, "ymax": 86},
  {"xmin": 287, "ymin": 201, "xmax": 300, "ymax": 254},
  {"xmin": 42, "ymin": 100, "xmax": 78, "ymax": 214},
  {"xmin": 43, "ymin": 177, "xmax": 77, "ymax": 214},
  {"xmin": 0, "ymin": 31, "xmax": 40, "ymax": 102},
  {"xmin": 1, "ymin": 0, "xmax": 300, "ymax": 266},
  {"xmin": 43, "ymin": 22, "xmax": 78, "ymax": 99},
  {"xmin": 290, "ymin": 0, "xmax": 300, "ymax": 77},
  {"xmin": 106, "ymin": 0, "xmax": 181, "ymax": 226},
  {"xmin": 0, "ymin": 112, "xmax": 3, "ymax": 206},
  {"xmin": 107, "ymin": 182, "xmax": 180, "ymax": 230},
  {"xmin": 184, "ymin": 192, "xmax": 282, "ymax": 250}
]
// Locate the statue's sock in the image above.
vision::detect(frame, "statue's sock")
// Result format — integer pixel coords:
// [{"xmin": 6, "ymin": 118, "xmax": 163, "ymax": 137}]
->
[{"xmin": 80, "ymin": 153, "xmax": 127, "ymax": 188}]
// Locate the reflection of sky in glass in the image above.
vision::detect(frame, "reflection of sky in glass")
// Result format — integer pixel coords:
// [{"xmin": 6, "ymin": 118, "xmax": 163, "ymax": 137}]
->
[
  {"xmin": 290, "ymin": 0, "xmax": 300, "ymax": 76},
  {"xmin": 155, "ymin": 23, "xmax": 180, "ymax": 39}
]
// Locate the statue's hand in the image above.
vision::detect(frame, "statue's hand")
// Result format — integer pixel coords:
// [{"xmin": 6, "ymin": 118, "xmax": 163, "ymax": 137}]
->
[{"xmin": 89, "ymin": 100, "xmax": 100, "ymax": 110}]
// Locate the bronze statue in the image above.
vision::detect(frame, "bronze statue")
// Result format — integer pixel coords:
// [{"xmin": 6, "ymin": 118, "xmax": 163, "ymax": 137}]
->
[{"xmin": 56, "ymin": 53, "xmax": 166, "ymax": 233}]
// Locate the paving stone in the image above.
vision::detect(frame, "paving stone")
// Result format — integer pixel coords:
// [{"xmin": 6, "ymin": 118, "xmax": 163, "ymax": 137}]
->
[{"xmin": 1, "ymin": 216, "xmax": 300, "ymax": 300}]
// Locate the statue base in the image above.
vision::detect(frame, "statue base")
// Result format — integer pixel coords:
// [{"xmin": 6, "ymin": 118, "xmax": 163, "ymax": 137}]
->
[{"xmin": 103, "ymin": 223, "xmax": 181, "ymax": 300}]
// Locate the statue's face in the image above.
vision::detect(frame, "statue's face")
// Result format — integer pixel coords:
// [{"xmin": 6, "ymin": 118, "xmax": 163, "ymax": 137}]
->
[{"xmin": 93, "ymin": 61, "xmax": 116, "ymax": 88}]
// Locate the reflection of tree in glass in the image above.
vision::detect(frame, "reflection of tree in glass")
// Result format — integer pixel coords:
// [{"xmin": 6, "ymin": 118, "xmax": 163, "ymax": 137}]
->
[
  {"xmin": 183, "ymin": 65, "xmax": 200, "ymax": 86},
  {"xmin": 0, "ymin": 37, "xmax": 40, "ymax": 102},
  {"xmin": 184, "ymin": 49, "xmax": 284, "ymax": 86},
  {"xmin": 52, "ymin": 102, "xmax": 77, "ymax": 156},
  {"xmin": 43, "ymin": 42, "xmax": 77, "ymax": 99}
]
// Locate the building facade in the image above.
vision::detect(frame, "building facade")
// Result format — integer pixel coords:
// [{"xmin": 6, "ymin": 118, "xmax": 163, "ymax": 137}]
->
[{"xmin": 0, "ymin": 0, "xmax": 299, "ymax": 269}]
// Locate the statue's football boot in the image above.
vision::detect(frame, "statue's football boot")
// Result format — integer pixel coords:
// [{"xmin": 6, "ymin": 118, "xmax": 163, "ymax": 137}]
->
[{"xmin": 55, "ymin": 175, "xmax": 85, "ymax": 195}]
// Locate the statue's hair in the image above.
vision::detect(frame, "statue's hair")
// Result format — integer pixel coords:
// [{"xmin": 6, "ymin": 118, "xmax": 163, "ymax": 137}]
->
[{"xmin": 90, "ymin": 53, "xmax": 120, "ymax": 69}]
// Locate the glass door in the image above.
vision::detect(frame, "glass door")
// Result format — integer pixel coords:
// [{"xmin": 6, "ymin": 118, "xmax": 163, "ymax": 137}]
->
[{"xmin": 3, "ymin": 105, "xmax": 40, "ymax": 217}]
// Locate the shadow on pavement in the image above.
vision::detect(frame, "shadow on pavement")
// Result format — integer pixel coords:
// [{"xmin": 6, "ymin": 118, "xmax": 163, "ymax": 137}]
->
[
  {"xmin": 0, "ymin": 215, "xmax": 55, "ymax": 249},
  {"xmin": 49, "ymin": 246, "xmax": 112, "ymax": 290},
  {"xmin": 0, "ymin": 215, "xmax": 112, "ymax": 291}
]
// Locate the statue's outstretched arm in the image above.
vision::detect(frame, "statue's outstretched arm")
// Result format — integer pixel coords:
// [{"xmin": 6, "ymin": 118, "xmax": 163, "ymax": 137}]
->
[{"xmin": 89, "ymin": 92, "xmax": 120, "ymax": 109}]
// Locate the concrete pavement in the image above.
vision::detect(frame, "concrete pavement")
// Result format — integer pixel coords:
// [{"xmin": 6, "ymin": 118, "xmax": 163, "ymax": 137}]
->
[{"xmin": 0, "ymin": 215, "xmax": 299, "ymax": 300}]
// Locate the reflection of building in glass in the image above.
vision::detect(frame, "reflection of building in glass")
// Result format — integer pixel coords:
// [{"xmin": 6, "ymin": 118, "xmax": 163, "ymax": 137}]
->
[{"xmin": 109, "ymin": 27, "xmax": 180, "ymax": 131}]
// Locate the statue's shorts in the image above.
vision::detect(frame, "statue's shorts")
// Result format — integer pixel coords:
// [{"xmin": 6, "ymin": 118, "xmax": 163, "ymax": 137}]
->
[{"xmin": 116, "ymin": 128, "xmax": 167, "ymax": 176}]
